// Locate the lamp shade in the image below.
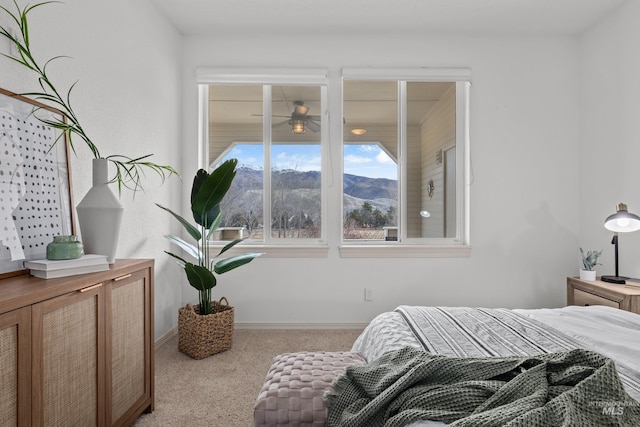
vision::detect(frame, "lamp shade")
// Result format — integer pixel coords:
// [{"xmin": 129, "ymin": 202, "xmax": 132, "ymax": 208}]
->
[{"xmin": 604, "ymin": 203, "xmax": 640, "ymax": 233}]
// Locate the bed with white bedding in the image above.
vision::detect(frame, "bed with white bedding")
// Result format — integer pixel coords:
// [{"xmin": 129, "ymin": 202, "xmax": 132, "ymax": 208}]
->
[
  {"xmin": 255, "ymin": 305, "xmax": 640, "ymax": 426},
  {"xmin": 333, "ymin": 305, "xmax": 640, "ymax": 426},
  {"xmin": 352, "ymin": 305, "xmax": 640, "ymax": 399}
]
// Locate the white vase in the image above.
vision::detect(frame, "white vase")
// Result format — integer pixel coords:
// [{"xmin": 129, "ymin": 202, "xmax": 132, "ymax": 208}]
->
[
  {"xmin": 579, "ymin": 269, "xmax": 596, "ymax": 281},
  {"xmin": 76, "ymin": 158, "xmax": 123, "ymax": 263}
]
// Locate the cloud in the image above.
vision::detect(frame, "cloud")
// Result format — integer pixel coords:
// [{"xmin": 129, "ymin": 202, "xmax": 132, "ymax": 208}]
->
[
  {"xmin": 376, "ymin": 151, "xmax": 393, "ymax": 164},
  {"xmin": 272, "ymin": 151, "xmax": 321, "ymax": 171},
  {"xmin": 345, "ymin": 154, "xmax": 373, "ymax": 165},
  {"xmin": 359, "ymin": 145, "xmax": 378, "ymax": 153}
]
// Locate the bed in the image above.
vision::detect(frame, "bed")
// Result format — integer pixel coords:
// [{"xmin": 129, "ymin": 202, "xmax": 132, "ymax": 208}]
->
[{"xmin": 255, "ymin": 305, "xmax": 640, "ymax": 426}]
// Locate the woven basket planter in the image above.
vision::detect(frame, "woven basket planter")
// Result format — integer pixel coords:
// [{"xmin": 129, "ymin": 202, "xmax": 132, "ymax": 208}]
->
[{"xmin": 178, "ymin": 297, "xmax": 234, "ymax": 359}]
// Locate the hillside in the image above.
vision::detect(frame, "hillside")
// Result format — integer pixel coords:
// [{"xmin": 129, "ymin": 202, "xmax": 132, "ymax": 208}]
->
[
  {"xmin": 221, "ymin": 167, "xmax": 397, "ymax": 227},
  {"xmin": 232, "ymin": 167, "xmax": 397, "ymax": 200}
]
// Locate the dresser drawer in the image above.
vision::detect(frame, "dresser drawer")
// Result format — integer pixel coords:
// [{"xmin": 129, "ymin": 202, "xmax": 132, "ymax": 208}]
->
[{"xmin": 573, "ymin": 288, "xmax": 620, "ymax": 309}]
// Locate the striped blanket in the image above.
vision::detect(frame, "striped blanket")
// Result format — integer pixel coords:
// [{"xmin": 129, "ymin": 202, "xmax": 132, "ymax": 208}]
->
[{"xmin": 394, "ymin": 306, "xmax": 640, "ymax": 399}]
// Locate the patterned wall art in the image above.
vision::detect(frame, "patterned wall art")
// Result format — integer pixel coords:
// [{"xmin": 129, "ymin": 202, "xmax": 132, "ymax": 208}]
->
[{"xmin": 0, "ymin": 88, "xmax": 74, "ymax": 277}]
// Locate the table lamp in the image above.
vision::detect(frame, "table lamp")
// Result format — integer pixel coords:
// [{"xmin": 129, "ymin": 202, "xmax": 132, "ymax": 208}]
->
[{"xmin": 601, "ymin": 202, "xmax": 640, "ymax": 284}]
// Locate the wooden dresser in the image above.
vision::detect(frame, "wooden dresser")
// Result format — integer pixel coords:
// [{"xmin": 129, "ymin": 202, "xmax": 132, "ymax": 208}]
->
[
  {"xmin": 567, "ymin": 276, "xmax": 640, "ymax": 314},
  {"xmin": 0, "ymin": 259, "xmax": 154, "ymax": 427}
]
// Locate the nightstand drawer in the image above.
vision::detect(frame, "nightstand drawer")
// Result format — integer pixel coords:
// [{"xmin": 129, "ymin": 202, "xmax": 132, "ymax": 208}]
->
[{"xmin": 573, "ymin": 289, "xmax": 619, "ymax": 309}]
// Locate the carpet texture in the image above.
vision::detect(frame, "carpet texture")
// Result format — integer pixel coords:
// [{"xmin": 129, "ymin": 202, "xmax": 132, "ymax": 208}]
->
[{"xmin": 133, "ymin": 329, "xmax": 362, "ymax": 427}]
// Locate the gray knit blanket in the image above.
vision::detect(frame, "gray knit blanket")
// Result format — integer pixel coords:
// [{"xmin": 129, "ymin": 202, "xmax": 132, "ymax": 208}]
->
[{"xmin": 324, "ymin": 346, "xmax": 640, "ymax": 427}]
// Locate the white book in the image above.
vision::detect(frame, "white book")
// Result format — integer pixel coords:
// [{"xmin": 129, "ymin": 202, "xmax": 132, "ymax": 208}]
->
[
  {"xmin": 24, "ymin": 254, "xmax": 109, "ymax": 271},
  {"xmin": 29, "ymin": 263, "xmax": 110, "ymax": 279}
]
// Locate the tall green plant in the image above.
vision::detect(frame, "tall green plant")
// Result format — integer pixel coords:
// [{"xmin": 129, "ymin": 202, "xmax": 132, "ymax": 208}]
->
[
  {"xmin": 0, "ymin": 0, "xmax": 177, "ymax": 194},
  {"xmin": 156, "ymin": 159, "xmax": 263, "ymax": 315}
]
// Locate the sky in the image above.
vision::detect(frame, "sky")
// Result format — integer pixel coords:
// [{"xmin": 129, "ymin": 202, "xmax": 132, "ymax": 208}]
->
[{"xmin": 223, "ymin": 143, "xmax": 397, "ymax": 180}]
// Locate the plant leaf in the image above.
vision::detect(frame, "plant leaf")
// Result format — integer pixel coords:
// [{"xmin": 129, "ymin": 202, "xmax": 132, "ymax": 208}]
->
[
  {"xmin": 217, "ymin": 238, "xmax": 244, "ymax": 257},
  {"xmin": 163, "ymin": 234, "xmax": 201, "ymax": 260},
  {"xmin": 191, "ymin": 159, "xmax": 237, "ymax": 227},
  {"xmin": 206, "ymin": 212, "xmax": 223, "ymax": 241},
  {"xmin": 164, "ymin": 251, "xmax": 187, "ymax": 268},
  {"xmin": 214, "ymin": 252, "xmax": 263, "ymax": 275},
  {"xmin": 156, "ymin": 203, "xmax": 201, "ymax": 241},
  {"xmin": 184, "ymin": 263, "xmax": 216, "ymax": 291}
]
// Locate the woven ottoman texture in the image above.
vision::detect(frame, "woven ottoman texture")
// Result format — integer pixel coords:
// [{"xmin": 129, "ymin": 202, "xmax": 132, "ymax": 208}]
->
[{"xmin": 254, "ymin": 351, "xmax": 366, "ymax": 427}]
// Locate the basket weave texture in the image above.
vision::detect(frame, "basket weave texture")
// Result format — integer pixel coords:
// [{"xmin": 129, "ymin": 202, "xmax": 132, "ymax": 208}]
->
[{"xmin": 178, "ymin": 297, "xmax": 234, "ymax": 359}]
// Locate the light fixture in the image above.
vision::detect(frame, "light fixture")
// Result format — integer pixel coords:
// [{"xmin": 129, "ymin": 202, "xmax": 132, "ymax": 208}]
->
[
  {"xmin": 351, "ymin": 128, "xmax": 367, "ymax": 136},
  {"xmin": 420, "ymin": 210, "xmax": 431, "ymax": 218},
  {"xmin": 293, "ymin": 100, "xmax": 309, "ymax": 116},
  {"xmin": 291, "ymin": 119, "xmax": 306, "ymax": 134},
  {"xmin": 601, "ymin": 202, "xmax": 640, "ymax": 284}
]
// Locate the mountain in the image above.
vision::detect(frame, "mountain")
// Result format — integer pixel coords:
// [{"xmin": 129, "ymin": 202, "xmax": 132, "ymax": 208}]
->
[
  {"xmin": 343, "ymin": 174, "xmax": 397, "ymax": 200},
  {"xmin": 232, "ymin": 167, "xmax": 397, "ymax": 200},
  {"xmin": 223, "ymin": 167, "xmax": 397, "ymax": 223}
]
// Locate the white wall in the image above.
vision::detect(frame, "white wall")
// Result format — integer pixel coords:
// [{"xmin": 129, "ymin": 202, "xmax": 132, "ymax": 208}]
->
[
  {"xmin": 0, "ymin": 0, "xmax": 183, "ymax": 338},
  {"xmin": 7, "ymin": 1, "xmax": 615, "ymax": 336},
  {"xmin": 180, "ymin": 32, "xmax": 582, "ymax": 325},
  {"xmin": 579, "ymin": 0, "xmax": 640, "ymax": 280}
]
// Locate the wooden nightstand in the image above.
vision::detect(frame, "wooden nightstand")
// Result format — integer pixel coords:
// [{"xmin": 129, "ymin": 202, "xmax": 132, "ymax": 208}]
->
[{"xmin": 567, "ymin": 277, "xmax": 640, "ymax": 314}]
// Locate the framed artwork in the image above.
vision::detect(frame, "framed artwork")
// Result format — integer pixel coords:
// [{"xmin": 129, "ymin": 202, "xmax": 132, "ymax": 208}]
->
[{"xmin": 0, "ymin": 87, "xmax": 74, "ymax": 277}]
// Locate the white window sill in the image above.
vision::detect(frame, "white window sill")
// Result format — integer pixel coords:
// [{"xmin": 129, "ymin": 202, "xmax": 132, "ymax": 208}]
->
[
  {"xmin": 208, "ymin": 243, "xmax": 471, "ymax": 258},
  {"xmin": 339, "ymin": 244, "xmax": 472, "ymax": 258},
  {"xmin": 209, "ymin": 243, "xmax": 330, "ymax": 258}
]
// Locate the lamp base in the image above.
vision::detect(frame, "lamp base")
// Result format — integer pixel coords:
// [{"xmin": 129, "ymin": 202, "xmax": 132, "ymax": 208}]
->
[{"xmin": 601, "ymin": 275, "xmax": 627, "ymax": 284}]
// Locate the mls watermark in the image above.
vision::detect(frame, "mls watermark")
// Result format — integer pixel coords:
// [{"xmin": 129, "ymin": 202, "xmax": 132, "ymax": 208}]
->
[{"xmin": 589, "ymin": 400, "xmax": 639, "ymax": 416}]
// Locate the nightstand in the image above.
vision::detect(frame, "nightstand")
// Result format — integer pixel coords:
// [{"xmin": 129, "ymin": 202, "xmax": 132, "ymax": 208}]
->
[{"xmin": 567, "ymin": 277, "xmax": 640, "ymax": 314}]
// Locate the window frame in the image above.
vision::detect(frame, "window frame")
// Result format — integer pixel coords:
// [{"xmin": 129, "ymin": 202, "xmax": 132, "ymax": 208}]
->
[
  {"xmin": 197, "ymin": 68, "xmax": 330, "ymax": 257},
  {"xmin": 195, "ymin": 67, "xmax": 471, "ymax": 258},
  {"xmin": 339, "ymin": 68, "xmax": 471, "ymax": 258}
]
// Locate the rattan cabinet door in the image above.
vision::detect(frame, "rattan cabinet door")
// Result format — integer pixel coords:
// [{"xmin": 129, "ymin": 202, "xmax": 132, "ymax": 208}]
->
[
  {"xmin": 31, "ymin": 283, "xmax": 105, "ymax": 427},
  {"xmin": 0, "ymin": 307, "xmax": 31, "ymax": 427},
  {"xmin": 107, "ymin": 269, "xmax": 153, "ymax": 426}
]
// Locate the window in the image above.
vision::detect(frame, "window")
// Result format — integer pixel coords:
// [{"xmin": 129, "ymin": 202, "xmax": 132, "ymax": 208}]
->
[
  {"xmin": 197, "ymin": 69, "xmax": 327, "ymax": 250},
  {"xmin": 341, "ymin": 68, "xmax": 470, "ymax": 254},
  {"xmin": 197, "ymin": 68, "xmax": 470, "ymax": 257}
]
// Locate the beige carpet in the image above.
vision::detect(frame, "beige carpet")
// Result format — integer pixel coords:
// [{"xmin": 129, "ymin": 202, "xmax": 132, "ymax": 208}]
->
[{"xmin": 133, "ymin": 328, "xmax": 363, "ymax": 427}]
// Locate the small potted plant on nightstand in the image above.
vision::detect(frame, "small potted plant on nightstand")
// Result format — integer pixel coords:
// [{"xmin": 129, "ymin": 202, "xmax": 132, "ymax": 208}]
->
[{"xmin": 580, "ymin": 248, "xmax": 602, "ymax": 281}]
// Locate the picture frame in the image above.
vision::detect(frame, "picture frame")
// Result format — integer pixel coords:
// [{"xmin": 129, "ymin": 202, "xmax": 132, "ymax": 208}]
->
[{"xmin": 0, "ymin": 87, "xmax": 74, "ymax": 278}]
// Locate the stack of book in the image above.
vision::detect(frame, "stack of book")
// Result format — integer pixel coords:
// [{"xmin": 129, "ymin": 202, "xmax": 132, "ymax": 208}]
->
[{"xmin": 25, "ymin": 254, "xmax": 110, "ymax": 279}]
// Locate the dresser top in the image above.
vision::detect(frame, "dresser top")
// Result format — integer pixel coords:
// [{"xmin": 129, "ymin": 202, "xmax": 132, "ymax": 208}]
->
[{"xmin": 0, "ymin": 259, "xmax": 153, "ymax": 314}]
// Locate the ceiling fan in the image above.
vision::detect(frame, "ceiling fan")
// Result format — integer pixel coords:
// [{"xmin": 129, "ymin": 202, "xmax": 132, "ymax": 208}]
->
[{"xmin": 255, "ymin": 100, "xmax": 321, "ymax": 134}]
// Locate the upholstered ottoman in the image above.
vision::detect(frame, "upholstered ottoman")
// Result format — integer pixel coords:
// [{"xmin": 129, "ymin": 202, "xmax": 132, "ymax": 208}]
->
[{"xmin": 254, "ymin": 351, "xmax": 366, "ymax": 427}]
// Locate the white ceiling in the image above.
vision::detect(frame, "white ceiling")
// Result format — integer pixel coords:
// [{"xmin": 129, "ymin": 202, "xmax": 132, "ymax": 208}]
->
[{"xmin": 150, "ymin": 0, "xmax": 627, "ymax": 36}]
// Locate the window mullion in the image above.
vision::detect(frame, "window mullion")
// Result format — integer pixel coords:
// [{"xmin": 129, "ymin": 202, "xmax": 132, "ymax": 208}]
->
[
  {"xmin": 197, "ymin": 84, "xmax": 209, "ymax": 169},
  {"xmin": 398, "ymin": 81, "xmax": 407, "ymax": 243},
  {"xmin": 263, "ymin": 85, "xmax": 273, "ymax": 244}
]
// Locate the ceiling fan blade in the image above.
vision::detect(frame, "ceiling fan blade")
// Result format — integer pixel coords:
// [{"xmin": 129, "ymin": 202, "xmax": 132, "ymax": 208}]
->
[
  {"xmin": 272, "ymin": 120, "xmax": 290, "ymax": 128},
  {"xmin": 307, "ymin": 120, "xmax": 321, "ymax": 132}
]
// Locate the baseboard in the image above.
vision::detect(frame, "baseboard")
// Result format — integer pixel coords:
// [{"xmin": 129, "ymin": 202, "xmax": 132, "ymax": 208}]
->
[
  {"xmin": 154, "ymin": 322, "xmax": 367, "ymax": 348},
  {"xmin": 234, "ymin": 322, "xmax": 369, "ymax": 330},
  {"xmin": 155, "ymin": 327, "xmax": 178, "ymax": 350}
]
